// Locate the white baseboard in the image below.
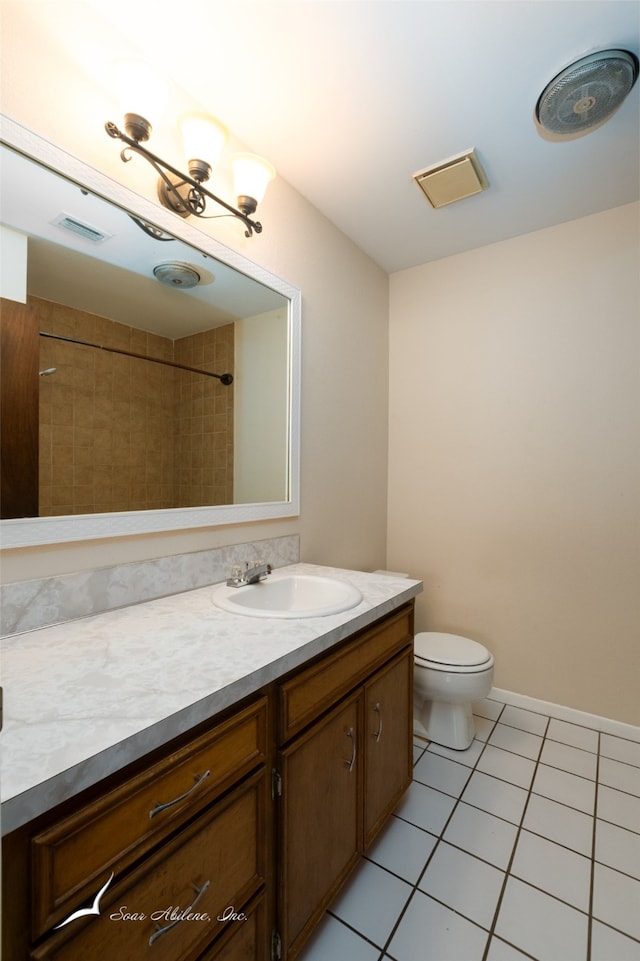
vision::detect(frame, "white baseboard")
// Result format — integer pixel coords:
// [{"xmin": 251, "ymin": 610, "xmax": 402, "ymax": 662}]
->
[{"xmin": 490, "ymin": 687, "xmax": 640, "ymax": 744}]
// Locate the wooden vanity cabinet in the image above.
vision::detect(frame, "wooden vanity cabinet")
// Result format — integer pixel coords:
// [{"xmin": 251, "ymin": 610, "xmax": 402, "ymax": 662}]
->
[
  {"xmin": 275, "ymin": 604, "xmax": 414, "ymax": 960},
  {"xmin": 3, "ymin": 695, "xmax": 272, "ymax": 961},
  {"xmin": 3, "ymin": 602, "xmax": 414, "ymax": 961},
  {"xmin": 363, "ymin": 649, "xmax": 413, "ymax": 846},
  {"xmin": 276, "ymin": 692, "xmax": 362, "ymax": 956}
]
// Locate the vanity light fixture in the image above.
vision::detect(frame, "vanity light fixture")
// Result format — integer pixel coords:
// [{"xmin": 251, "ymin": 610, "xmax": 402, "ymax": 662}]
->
[{"xmin": 105, "ymin": 60, "xmax": 275, "ymax": 237}]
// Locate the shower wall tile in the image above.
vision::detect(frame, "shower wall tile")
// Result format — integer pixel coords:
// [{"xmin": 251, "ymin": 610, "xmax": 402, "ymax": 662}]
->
[{"xmin": 34, "ymin": 297, "xmax": 234, "ymax": 516}]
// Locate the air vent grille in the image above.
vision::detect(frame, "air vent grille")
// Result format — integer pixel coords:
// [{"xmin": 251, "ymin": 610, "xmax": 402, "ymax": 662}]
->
[
  {"xmin": 51, "ymin": 212, "xmax": 111, "ymax": 243},
  {"xmin": 413, "ymin": 149, "xmax": 489, "ymax": 209}
]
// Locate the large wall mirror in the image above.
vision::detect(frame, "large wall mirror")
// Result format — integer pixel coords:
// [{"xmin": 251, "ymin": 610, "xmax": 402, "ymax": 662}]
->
[{"xmin": 0, "ymin": 118, "xmax": 300, "ymax": 548}]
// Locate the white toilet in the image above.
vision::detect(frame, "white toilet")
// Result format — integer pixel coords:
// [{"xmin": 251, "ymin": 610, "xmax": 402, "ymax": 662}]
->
[{"xmin": 414, "ymin": 632, "xmax": 494, "ymax": 750}]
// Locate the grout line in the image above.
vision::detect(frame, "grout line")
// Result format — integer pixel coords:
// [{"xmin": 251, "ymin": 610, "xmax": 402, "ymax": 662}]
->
[
  {"xmin": 480, "ymin": 711, "xmax": 551, "ymax": 961},
  {"xmin": 587, "ymin": 731, "xmax": 601, "ymax": 961},
  {"xmin": 378, "ymin": 710, "xmax": 504, "ymax": 959},
  {"xmin": 321, "ymin": 911, "xmax": 387, "ymax": 956}
]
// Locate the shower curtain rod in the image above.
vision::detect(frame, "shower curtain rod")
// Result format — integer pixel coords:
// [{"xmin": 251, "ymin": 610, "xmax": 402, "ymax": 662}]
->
[{"xmin": 39, "ymin": 331, "xmax": 234, "ymax": 385}]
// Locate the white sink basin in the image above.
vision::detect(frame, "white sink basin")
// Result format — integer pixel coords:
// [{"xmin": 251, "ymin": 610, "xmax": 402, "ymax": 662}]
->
[{"xmin": 212, "ymin": 573, "xmax": 362, "ymax": 619}]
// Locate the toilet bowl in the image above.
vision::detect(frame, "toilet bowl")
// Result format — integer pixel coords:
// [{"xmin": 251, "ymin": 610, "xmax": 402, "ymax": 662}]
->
[{"xmin": 414, "ymin": 632, "xmax": 494, "ymax": 750}]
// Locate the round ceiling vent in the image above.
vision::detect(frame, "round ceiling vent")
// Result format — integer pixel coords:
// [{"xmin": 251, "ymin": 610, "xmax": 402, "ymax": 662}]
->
[
  {"xmin": 536, "ymin": 49, "xmax": 638, "ymax": 137},
  {"xmin": 153, "ymin": 262, "xmax": 201, "ymax": 289}
]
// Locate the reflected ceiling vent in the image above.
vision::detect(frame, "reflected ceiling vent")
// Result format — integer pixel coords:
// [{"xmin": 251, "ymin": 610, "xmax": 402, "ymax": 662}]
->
[
  {"xmin": 536, "ymin": 49, "xmax": 639, "ymax": 139},
  {"xmin": 51, "ymin": 212, "xmax": 112, "ymax": 243},
  {"xmin": 412, "ymin": 149, "xmax": 489, "ymax": 209},
  {"xmin": 153, "ymin": 261, "xmax": 201, "ymax": 289}
]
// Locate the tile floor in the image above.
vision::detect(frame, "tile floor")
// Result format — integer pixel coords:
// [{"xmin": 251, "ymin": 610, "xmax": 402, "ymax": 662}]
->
[{"xmin": 297, "ymin": 696, "xmax": 640, "ymax": 961}]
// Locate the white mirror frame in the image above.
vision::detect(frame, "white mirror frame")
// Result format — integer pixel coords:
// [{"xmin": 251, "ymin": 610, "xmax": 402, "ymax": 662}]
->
[{"xmin": 0, "ymin": 116, "xmax": 301, "ymax": 548}]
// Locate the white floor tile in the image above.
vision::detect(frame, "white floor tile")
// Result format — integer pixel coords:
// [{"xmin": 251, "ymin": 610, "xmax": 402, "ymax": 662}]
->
[
  {"xmin": 500, "ymin": 705, "xmax": 548, "ymax": 736},
  {"xmin": 329, "ymin": 859, "xmax": 412, "ymax": 948},
  {"xmin": 547, "ymin": 717, "xmax": 599, "ymax": 753},
  {"xmin": 309, "ymin": 697, "xmax": 640, "ymax": 961},
  {"xmin": 598, "ymin": 783, "xmax": 640, "ymax": 832},
  {"xmin": 393, "ymin": 780, "xmax": 457, "ymax": 836},
  {"xmin": 387, "ymin": 890, "xmax": 488, "ymax": 961},
  {"xmin": 472, "ymin": 714, "xmax": 496, "ymax": 741},
  {"xmin": 522, "ymin": 792, "xmax": 593, "ymax": 856},
  {"xmin": 443, "ymin": 802, "xmax": 518, "ymax": 869},
  {"xmin": 418, "ymin": 841, "xmax": 504, "ymax": 929},
  {"xmin": 367, "ymin": 815, "xmax": 437, "ymax": 884},
  {"xmin": 510, "ymin": 829, "xmax": 591, "ymax": 911},
  {"xmin": 486, "ymin": 937, "xmax": 535, "ymax": 961},
  {"xmin": 413, "ymin": 751, "xmax": 471, "ymax": 797},
  {"xmin": 595, "ymin": 818, "xmax": 640, "ymax": 880},
  {"xmin": 488, "ymin": 723, "xmax": 543, "ymax": 760},
  {"xmin": 599, "ymin": 756, "xmax": 640, "ymax": 796},
  {"xmin": 540, "ymin": 739, "xmax": 598, "ymax": 779},
  {"xmin": 593, "ymin": 863, "xmax": 640, "ymax": 941},
  {"xmin": 532, "ymin": 763, "xmax": 596, "ymax": 814},
  {"xmin": 476, "ymin": 744, "xmax": 537, "ymax": 789},
  {"xmin": 297, "ymin": 913, "xmax": 380, "ymax": 961},
  {"xmin": 494, "ymin": 876, "xmax": 588, "ymax": 961},
  {"xmin": 591, "ymin": 920, "xmax": 640, "ymax": 961},
  {"xmin": 474, "ymin": 698, "xmax": 505, "ymax": 722},
  {"xmin": 601, "ymin": 735, "xmax": 640, "ymax": 769},
  {"xmin": 461, "ymin": 770, "xmax": 528, "ymax": 824},
  {"xmin": 427, "ymin": 737, "xmax": 485, "ymax": 768}
]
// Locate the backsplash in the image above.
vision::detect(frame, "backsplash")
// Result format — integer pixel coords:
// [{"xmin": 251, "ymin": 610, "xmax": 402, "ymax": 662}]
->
[{"xmin": 0, "ymin": 534, "xmax": 299, "ymax": 636}]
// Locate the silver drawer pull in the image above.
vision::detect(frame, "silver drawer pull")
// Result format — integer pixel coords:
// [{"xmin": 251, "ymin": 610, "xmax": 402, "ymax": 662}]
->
[
  {"xmin": 149, "ymin": 879, "xmax": 210, "ymax": 945},
  {"xmin": 344, "ymin": 726, "xmax": 356, "ymax": 772},
  {"xmin": 372, "ymin": 702, "xmax": 383, "ymax": 743},
  {"xmin": 148, "ymin": 770, "xmax": 210, "ymax": 819}
]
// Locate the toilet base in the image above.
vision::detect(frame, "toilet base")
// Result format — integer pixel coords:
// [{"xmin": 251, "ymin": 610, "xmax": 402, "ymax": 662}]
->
[{"xmin": 418, "ymin": 699, "xmax": 475, "ymax": 751}]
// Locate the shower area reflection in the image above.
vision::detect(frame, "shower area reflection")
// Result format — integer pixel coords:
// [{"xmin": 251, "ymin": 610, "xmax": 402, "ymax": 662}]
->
[{"xmin": 36, "ymin": 297, "xmax": 235, "ymax": 516}]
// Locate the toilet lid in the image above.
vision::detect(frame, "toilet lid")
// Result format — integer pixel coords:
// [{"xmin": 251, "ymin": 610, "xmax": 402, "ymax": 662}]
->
[{"xmin": 415, "ymin": 632, "xmax": 491, "ymax": 667}]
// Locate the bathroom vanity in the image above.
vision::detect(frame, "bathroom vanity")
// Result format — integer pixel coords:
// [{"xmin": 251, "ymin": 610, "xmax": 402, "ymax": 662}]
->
[{"xmin": 1, "ymin": 565, "xmax": 421, "ymax": 961}]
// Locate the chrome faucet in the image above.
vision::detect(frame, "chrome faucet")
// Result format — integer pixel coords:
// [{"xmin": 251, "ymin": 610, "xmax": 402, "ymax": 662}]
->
[{"xmin": 226, "ymin": 561, "xmax": 273, "ymax": 587}]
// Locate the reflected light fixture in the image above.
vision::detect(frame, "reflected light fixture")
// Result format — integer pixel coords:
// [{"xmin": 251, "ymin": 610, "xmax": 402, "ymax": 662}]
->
[{"xmin": 106, "ymin": 60, "xmax": 275, "ymax": 237}]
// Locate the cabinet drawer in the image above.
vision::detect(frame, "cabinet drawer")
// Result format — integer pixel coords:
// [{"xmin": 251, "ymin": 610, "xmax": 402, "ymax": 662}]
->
[
  {"xmin": 197, "ymin": 892, "xmax": 266, "ymax": 960},
  {"xmin": 279, "ymin": 605, "xmax": 413, "ymax": 742},
  {"xmin": 31, "ymin": 770, "xmax": 267, "ymax": 961},
  {"xmin": 32, "ymin": 697, "xmax": 267, "ymax": 938}
]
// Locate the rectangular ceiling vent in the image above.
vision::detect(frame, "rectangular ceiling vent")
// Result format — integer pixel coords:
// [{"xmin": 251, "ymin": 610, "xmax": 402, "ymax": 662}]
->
[
  {"xmin": 51, "ymin": 212, "xmax": 112, "ymax": 243},
  {"xmin": 413, "ymin": 149, "xmax": 489, "ymax": 209}
]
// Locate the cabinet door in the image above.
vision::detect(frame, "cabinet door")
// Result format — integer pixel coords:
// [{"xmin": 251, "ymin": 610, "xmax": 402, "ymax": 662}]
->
[
  {"xmin": 364, "ymin": 648, "xmax": 413, "ymax": 847},
  {"xmin": 278, "ymin": 693, "xmax": 361, "ymax": 958}
]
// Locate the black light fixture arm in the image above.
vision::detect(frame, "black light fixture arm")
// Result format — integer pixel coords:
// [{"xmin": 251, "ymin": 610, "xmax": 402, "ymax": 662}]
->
[{"xmin": 105, "ymin": 120, "xmax": 263, "ymax": 237}]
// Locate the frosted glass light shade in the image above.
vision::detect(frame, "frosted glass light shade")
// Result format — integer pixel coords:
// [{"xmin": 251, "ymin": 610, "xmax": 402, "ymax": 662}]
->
[
  {"xmin": 181, "ymin": 114, "xmax": 228, "ymax": 166},
  {"xmin": 232, "ymin": 153, "xmax": 276, "ymax": 204},
  {"xmin": 114, "ymin": 59, "xmax": 167, "ymax": 127}
]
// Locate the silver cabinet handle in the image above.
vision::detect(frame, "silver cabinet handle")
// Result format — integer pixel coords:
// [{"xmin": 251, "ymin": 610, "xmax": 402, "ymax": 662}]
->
[
  {"xmin": 344, "ymin": 726, "xmax": 356, "ymax": 772},
  {"xmin": 149, "ymin": 879, "xmax": 210, "ymax": 945},
  {"xmin": 372, "ymin": 702, "xmax": 383, "ymax": 743},
  {"xmin": 148, "ymin": 770, "xmax": 210, "ymax": 819}
]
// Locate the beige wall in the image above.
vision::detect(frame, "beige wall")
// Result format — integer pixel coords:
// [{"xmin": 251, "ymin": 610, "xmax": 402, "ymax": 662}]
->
[
  {"xmin": 388, "ymin": 203, "xmax": 640, "ymax": 725},
  {"xmin": 0, "ymin": 5, "xmax": 389, "ymax": 581}
]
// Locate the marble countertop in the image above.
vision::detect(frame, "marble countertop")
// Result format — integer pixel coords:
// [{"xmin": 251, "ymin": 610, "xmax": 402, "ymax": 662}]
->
[{"xmin": 0, "ymin": 563, "xmax": 421, "ymax": 835}]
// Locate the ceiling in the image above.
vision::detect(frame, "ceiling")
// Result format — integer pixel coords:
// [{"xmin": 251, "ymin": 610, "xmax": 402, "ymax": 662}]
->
[{"xmin": 4, "ymin": 1, "xmax": 640, "ymax": 273}]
